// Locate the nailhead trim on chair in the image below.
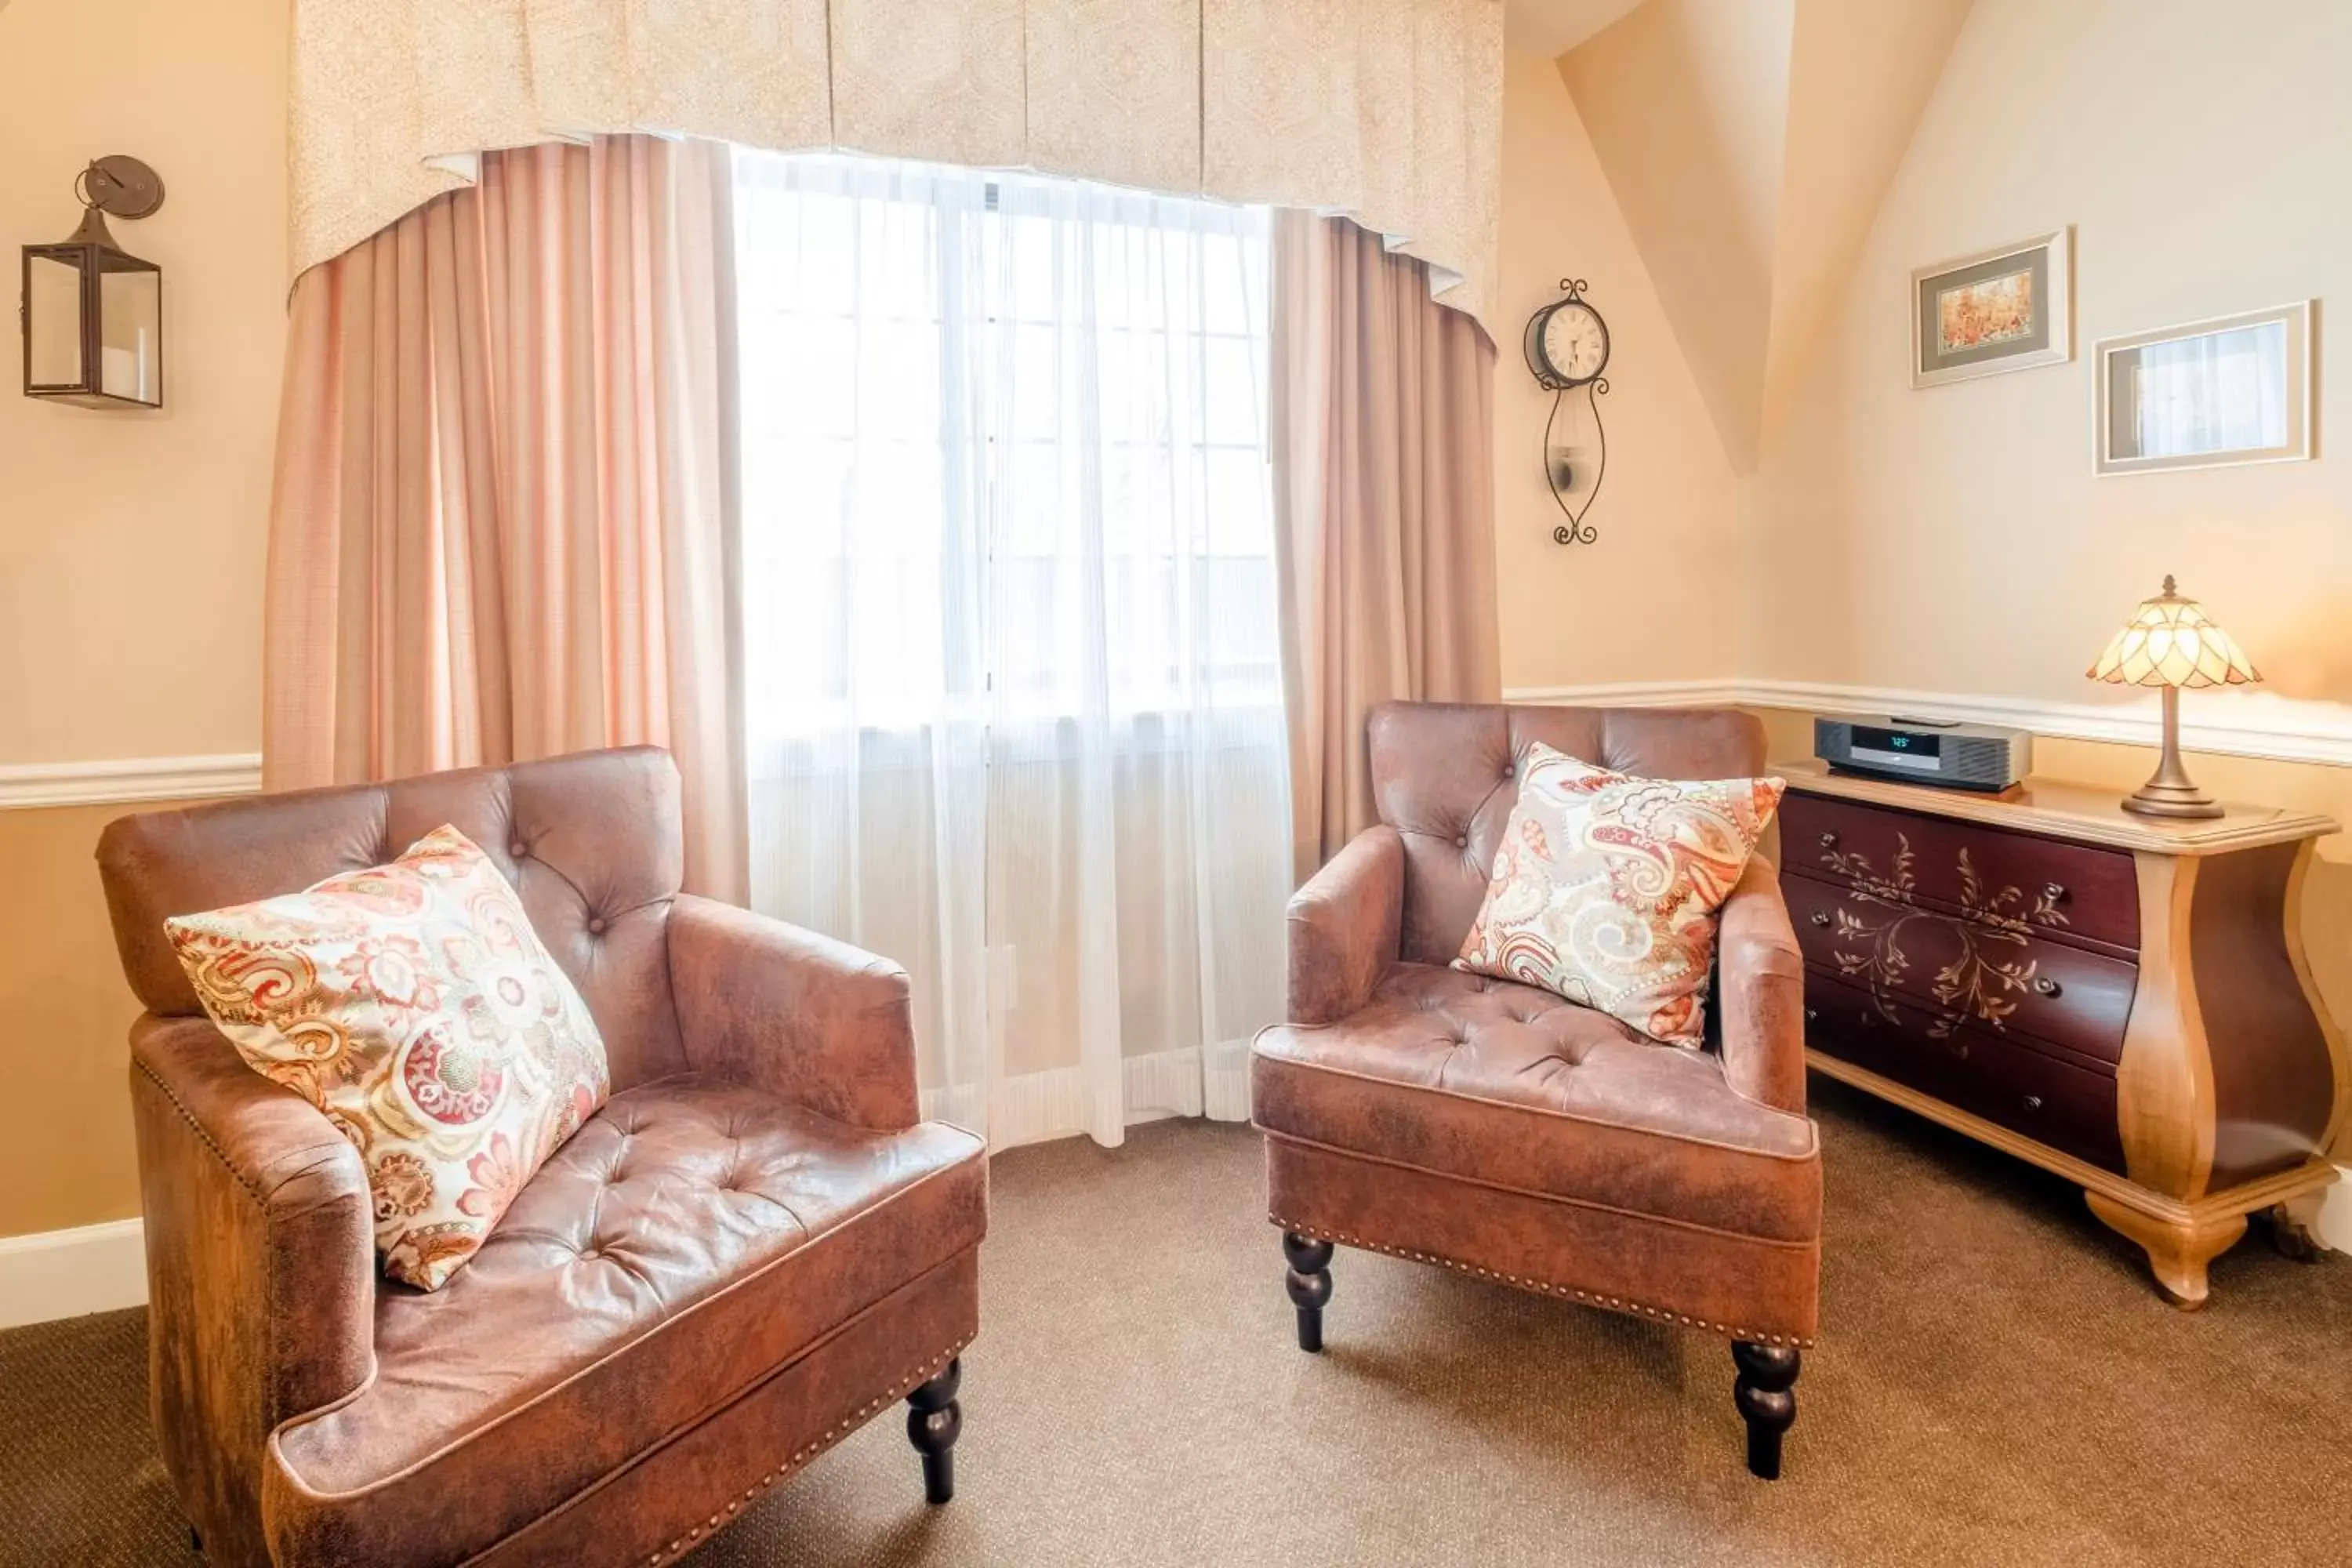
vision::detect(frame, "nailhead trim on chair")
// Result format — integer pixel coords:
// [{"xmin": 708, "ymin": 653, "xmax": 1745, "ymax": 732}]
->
[
  {"xmin": 1269, "ymin": 1214, "xmax": 1817, "ymax": 1350},
  {"xmin": 644, "ymin": 1338, "xmax": 972, "ymax": 1565}
]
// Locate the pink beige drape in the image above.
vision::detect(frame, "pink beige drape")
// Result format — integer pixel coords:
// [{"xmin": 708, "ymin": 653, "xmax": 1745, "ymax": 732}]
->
[
  {"xmin": 264, "ymin": 135, "xmax": 745, "ymax": 902},
  {"xmin": 1271, "ymin": 212, "xmax": 1501, "ymax": 880}
]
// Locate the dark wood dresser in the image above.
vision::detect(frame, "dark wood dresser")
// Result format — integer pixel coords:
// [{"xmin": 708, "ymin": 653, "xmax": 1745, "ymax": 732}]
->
[{"xmin": 1776, "ymin": 760, "xmax": 2347, "ymax": 1306}]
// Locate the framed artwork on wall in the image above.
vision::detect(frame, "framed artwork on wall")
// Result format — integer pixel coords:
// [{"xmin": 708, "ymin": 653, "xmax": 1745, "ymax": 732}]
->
[
  {"xmin": 2093, "ymin": 301, "xmax": 2313, "ymax": 476},
  {"xmin": 1911, "ymin": 228, "xmax": 2072, "ymax": 387}
]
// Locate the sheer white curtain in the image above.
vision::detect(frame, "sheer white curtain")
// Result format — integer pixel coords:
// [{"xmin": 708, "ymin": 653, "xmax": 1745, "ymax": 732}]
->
[
  {"xmin": 731, "ymin": 150, "xmax": 1290, "ymax": 1149},
  {"xmin": 2132, "ymin": 320, "xmax": 2289, "ymax": 459}
]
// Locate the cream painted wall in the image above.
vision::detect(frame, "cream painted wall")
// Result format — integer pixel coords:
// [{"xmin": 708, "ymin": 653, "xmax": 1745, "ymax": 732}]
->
[
  {"xmin": 1, "ymin": 0, "xmax": 285, "ymax": 765},
  {"xmin": 1762, "ymin": 0, "xmax": 1972, "ymax": 430},
  {"xmin": 1504, "ymin": 0, "xmax": 1646, "ymax": 60},
  {"xmin": 0, "ymin": 0, "xmax": 287, "ymax": 1240},
  {"xmin": 1493, "ymin": 48, "xmax": 1740, "ymax": 691},
  {"xmin": 1742, "ymin": 0, "xmax": 2352, "ymax": 721},
  {"xmin": 1559, "ymin": 0, "xmax": 1793, "ymax": 474},
  {"xmin": 0, "ymin": 804, "xmax": 151, "ymax": 1236}
]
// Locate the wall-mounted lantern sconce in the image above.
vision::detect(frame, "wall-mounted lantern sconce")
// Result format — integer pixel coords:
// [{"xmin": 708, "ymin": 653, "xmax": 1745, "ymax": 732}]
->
[{"xmin": 21, "ymin": 155, "xmax": 165, "ymax": 408}]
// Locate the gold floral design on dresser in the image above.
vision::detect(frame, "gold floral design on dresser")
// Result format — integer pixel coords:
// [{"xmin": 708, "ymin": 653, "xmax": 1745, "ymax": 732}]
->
[
  {"xmin": 1955, "ymin": 850, "xmax": 2070, "ymax": 935},
  {"xmin": 1820, "ymin": 837, "xmax": 1917, "ymax": 904},
  {"xmin": 1817, "ymin": 833, "xmax": 2052, "ymax": 1039}
]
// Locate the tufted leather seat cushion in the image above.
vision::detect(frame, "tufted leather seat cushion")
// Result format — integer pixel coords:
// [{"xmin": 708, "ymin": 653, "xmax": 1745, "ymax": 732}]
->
[
  {"xmin": 264, "ymin": 1074, "xmax": 986, "ymax": 1560},
  {"xmin": 1253, "ymin": 964, "xmax": 1819, "ymax": 1242}
]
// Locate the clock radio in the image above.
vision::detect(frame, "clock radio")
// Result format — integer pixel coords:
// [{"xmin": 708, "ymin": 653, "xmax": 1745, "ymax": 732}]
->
[{"xmin": 1813, "ymin": 714, "xmax": 2031, "ymax": 793}]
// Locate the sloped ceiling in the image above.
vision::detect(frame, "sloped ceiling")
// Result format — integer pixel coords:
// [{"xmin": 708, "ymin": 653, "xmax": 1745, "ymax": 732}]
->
[
  {"xmin": 1555, "ymin": 0, "xmax": 1974, "ymax": 473},
  {"xmin": 1504, "ymin": 0, "xmax": 1648, "ymax": 57},
  {"xmin": 1559, "ymin": 0, "xmax": 1794, "ymax": 476},
  {"xmin": 1766, "ymin": 0, "xmax": 1977, "ymax": 431}
]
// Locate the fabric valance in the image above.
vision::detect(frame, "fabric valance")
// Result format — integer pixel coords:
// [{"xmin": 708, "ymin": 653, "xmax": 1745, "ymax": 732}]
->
[{"xmin": 288, "ymin": 0, "xmax": 1504, "ymax": 336}]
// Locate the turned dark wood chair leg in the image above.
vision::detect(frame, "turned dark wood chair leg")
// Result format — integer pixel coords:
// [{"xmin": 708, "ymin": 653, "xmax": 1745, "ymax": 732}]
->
[
  {"xmin": 906, "ymin": 1358, "xmax": 962, "ymax": 1504},
  {"xmin": 1732, "ymin": 1341, "xmax": 1800, "ymax": 1479},
  {"xmin": 1282, "ymin": 1232, "xmax": 1334, "ymax": 1352}
]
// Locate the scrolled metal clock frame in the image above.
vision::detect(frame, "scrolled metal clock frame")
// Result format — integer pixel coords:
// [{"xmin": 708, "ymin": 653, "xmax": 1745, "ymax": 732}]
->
[{"xmin": 1524, "ymin": 278, "xmax": 1610, "ymax": 546}]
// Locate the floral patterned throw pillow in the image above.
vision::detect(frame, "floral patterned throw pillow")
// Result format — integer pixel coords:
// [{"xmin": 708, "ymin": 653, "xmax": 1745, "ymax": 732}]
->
[
  {"xmin": 1454, "ymin": 744, "xmax": 1784, "ymax": 1047},
  {"xmin": 165, "ymin": 826, "xmax": 609, "ymax": 1290}
]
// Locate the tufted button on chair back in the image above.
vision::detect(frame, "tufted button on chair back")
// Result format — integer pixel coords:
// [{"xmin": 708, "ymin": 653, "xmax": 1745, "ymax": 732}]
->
[
  {"xmin": 96, "ymin": 746, "xmax": 692, "ymax": 1092},
  {"xmin": 1366, "ymin": 701, "xmax": 1769, "ymax": 967}
]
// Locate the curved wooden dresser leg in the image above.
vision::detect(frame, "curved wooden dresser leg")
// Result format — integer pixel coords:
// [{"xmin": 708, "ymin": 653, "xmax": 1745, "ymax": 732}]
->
[
  {"xmin": 2085, "ymin": 1192, "xmax": 2247, "ymax": 1309},
  {"xmin": 1732, "ymin": 1341, "xmax": 1800, "ymax": 1480},
  {"xmin": 906, "ymin": 1358, "xmax": 963, "ymax": 1504},
  {"xmin": 1282, "ymin": 1232, "xmax": 1334, "ymax": 1352}
]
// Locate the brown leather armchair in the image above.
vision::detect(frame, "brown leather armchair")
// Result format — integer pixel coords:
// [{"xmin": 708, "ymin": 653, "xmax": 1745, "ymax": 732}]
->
[
  {"xmin": 1251, "ymin": 702, "xmax": 1820, "ymax": 1477},
  {"xmin": 96, "ymin": 748, "xmax": 985, "ymax": 1566}
]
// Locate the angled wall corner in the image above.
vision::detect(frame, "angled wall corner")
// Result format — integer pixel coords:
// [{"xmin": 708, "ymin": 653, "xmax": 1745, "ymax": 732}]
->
[
  {"xmin": 1558, "ymin": 0, "xmax": 1972, "ymax": 474},
  {"xmin": 1504, "ymin": 0, "xmax": 1650, "ymax": 58},
  {"xmin": 1763, "ymin": 0, "xmax": 1975, "ymax": 437},
  {"xmin": 1559, "ymin": 0, "xmax": 1795, "ymax": 475},
  {"xmin": 1491, "ymin": 48, "xmax": 1744, "ymax": 695}
]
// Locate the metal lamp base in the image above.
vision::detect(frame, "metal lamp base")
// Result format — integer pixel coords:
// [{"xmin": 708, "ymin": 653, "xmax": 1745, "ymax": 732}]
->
[
  {"xmin": 2123, "ymin": 685, "xmax": 2225, "ymax": 820},
  {"xmin": 2122, "ymin": 781, "xmax": 2224, "ymax": 819}
]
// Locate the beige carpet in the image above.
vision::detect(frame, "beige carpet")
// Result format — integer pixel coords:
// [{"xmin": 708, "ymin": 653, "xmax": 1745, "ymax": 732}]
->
[{"xmin": 5, "ymin": 1080, "xmax": 2349, "ymax": 1567}]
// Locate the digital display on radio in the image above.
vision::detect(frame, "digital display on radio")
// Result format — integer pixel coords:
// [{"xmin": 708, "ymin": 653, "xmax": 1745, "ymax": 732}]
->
[
  {"xmin": 1853, "ymin": 726, "xmax": 1940, "ymax": 758},
  {"xmin": 1848, "ymin": 725, "xmax": 1942, "ymax": 771}
]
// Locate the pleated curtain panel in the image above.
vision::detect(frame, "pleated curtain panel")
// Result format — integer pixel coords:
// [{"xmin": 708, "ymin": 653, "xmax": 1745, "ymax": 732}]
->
[
  {"xmin": 1270, "ymin": 210, "xmax": 1503, "ymax": 879},
  {"xmin": 263, "ymin": 136, "xmax": 746, "ymax": 902}
]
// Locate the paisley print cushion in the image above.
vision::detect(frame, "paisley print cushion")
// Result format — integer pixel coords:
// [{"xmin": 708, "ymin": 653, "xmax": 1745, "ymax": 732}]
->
[
  {"xmin": 165, "ymin": 826, "xmax": 609, "ymax": 1290},
  {"xmin": 1454, "ymin": 744, "xmax": 1784, "ymax": 1047}
]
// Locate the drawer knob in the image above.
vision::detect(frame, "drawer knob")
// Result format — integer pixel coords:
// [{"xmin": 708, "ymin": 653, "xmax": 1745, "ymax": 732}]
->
[
  {"xmin": 2043, "ymin": 881, "xmax": 2066, "ymax": 902},
  {"xmin": 1809, "ymin": 911, "xmax": 1831, "ymax": 927},
  {"xmin": 2023, "ymin": 1094, "xmax": 2044, "ymax": 1112},
  {"xmin": 1818, "ymin": 831, "xmax": 1839, "ymax": 848},
  {"xmin": 2034, "ymin": 977, "xmax": 2062, "ymax": 997},
  {"xmin": 1803, "ymin": 1007, "xmax": 1818, "ymax": 1024}
]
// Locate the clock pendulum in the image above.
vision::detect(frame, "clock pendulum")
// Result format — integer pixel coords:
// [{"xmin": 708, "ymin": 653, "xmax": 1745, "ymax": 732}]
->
[{"xmin": 1523, "ymin": 278, "xmax": 1613, "ymax": 545}]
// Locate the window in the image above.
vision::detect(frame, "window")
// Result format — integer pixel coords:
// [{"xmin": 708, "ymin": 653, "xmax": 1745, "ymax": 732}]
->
[
  {"xmin": 730, "ymin": 150, "xmax": 1289, "ymax": 1149},
  {"xmin": 734, "ymin": 153, "xmax": 1279, "ymax": 736}
]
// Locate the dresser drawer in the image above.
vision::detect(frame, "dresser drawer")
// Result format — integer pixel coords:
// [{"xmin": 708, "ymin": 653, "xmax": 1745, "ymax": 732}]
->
[
  {"xmin": 1802, "ymin": 969, "xmax": 2126, "ymax": 1173},
  {"xmin": 1781, "ymin": 873, "xmax": 2138, "ymax": 1065},
  {"xmin": 1782, "ymin": 790, "xmax": 2140, "ymax": 953}
]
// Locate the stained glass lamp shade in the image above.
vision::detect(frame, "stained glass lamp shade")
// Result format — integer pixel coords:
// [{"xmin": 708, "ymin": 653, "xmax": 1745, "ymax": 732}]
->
[{"xmin": 2086, "ymin": 576, "xmax": 2259, "ymax": 818}]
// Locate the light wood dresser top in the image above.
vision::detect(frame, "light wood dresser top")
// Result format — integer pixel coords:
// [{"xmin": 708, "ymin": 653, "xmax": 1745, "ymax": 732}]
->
[{"xmin": 1771, "ymin": 758, "xmax": 2339, "ymax": 857}]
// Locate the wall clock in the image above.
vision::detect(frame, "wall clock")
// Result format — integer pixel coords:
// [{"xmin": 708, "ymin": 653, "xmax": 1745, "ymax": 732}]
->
[{"xmin": 1523, "ymin": 278, "xmax": 1611, "ymax": 545}]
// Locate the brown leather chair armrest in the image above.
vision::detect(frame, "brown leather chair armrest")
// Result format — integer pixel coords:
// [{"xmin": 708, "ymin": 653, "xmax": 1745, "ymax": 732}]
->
[
  {"xmin": 1715, "ymin": 854, "xmax": 1809, "ymax": 1115},
  {"xmin": 666, "ymin": 894, "xmax": 922, "ymax": 1132},
  {"xmin": 129, "ymin": 1016, "xmax": 376, "ymax": 1563},
  {"xmin": 1287, "ymin": 826, "xmax": 1405, "ymax": 1026}
]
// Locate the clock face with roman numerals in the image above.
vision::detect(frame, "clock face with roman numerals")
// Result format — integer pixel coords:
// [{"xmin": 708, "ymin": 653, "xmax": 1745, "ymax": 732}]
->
[{"xmin": 1533, "ymin": 298, "xmax": 1610, "ymax": 387}]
